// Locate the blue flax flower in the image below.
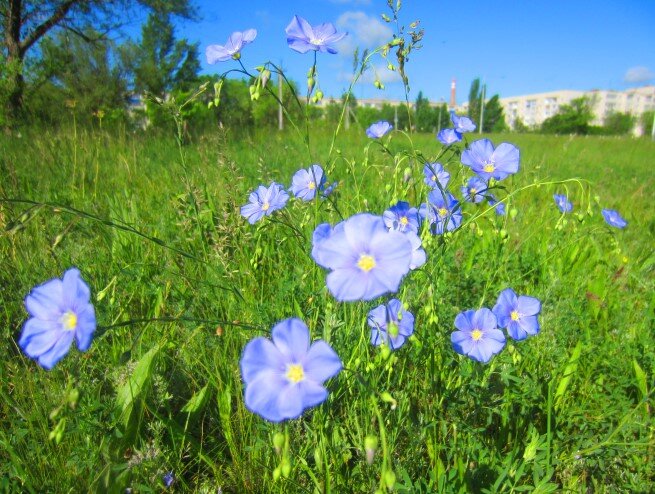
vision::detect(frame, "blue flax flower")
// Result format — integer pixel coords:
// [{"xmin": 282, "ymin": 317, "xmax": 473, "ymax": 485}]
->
[
  {"xmin": 322, "ymin": 181, "xmax": 338, "ymax": 197},
  {"xmin": 286, "ymin": 15, "xmax": 346, "ymax": 54},
  {"xmin": 19, "ymin": 268, "xmax": 96, "ymax": 370},
  {"xmin": 493, "ymin": 288, "xmax": 541, "ymax": 341},
  {"xmin": 290, "ymin": 164, "xmax": 325, "ymax": 201},
  {"xmin": 451, "ymin": 112, "xmax": 476, "ymax": 133},
  {"xmin": 368, "ymin": 299, "xmax": 414, "ymax": 350},
  {"xmin": 423, "ymin": 163, "xmax": 450, "ymax": 189},
  {"xmin": 162, "ymin": 472, "xmax": 174, "ymax": 488},
  {"xmin": 601, "ymin": 209, "xmax": 627, "ymax": 229},
  {"xmin": 419, "ymin": 190, "xmax": 462, "ymax": 234},
  {"xmin": 553, "ymin": 194, "xmax": 573, "ymax": 213},
  {"xmin": 487, "ymin": 194, "xmax": 506, "ymax": 215},
  {"xmin": 461, "ymin": 176, "xmax": 488, "ymax": 203},
  {"xmin": 437, "ymin": 128, "xmax": 462, "ymax": 145},
  {"xmin": 241, "ymin": 182, "xmax": 289, "ymax": 224},
  {"xmin": 383, "ymin": 201, "xmax": 420, "ymax": 234},
  {"xmin": 451, "ymin": 308, "xmax": 505, "ymax": 363},
  {"xmin": 311, "ymin": 214, "xmax": 413, "ymax": 301},
  {"xmin": 206, "ymin": 29, "xmax": 257, "ymax": 63},
  {"xmin": 406, "ymin": 232, "xmax": 427, "ymax": 270},
  {"xmin": 240, "ymin": 318, "xmax": 342, "ymax": 422},
  {"xmin": 366, "ymin": 120, "xmax": 393, "ymax": 139},
  {"xmin": 461, "ymin": 138, "xmax": 520, "ymax": 181}
]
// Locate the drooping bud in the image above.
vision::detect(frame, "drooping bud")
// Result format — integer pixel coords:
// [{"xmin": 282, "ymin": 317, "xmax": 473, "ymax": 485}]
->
[
  {"xmin": 272, "ymin": 432, "xmax": 285, "ymax": 454},
  {"xmin": 364, "ymin": 435, "xmax": 378, "ymax": 465}
]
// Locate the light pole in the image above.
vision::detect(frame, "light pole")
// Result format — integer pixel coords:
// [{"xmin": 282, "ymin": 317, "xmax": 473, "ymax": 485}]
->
[{"xmin": 479, "ymin": 82, "xmax": 486, "ymax": 134}]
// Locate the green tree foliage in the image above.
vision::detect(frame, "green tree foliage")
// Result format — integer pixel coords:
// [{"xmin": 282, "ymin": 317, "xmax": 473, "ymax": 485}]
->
[
  {"xmin": 541, "ymin": 97, "xmax": 594, "ymax": 135},
  {"xmin": 640, "ymin": 110, "xmax": 654, "ymax": 137},
  {"xmin": 28, "ymin": 29, "xmax": 129, "ymax": 124},
  {"xmin": 0, "ymin": 0, "xmax": 194, "ymax": 120},
  {"xmin": 466, "ymin": 77, "xmax": 507, "ymax": 132},
  {"xmin": 602, "ymin": 112, "xmax": 635, "ymax": 136}
]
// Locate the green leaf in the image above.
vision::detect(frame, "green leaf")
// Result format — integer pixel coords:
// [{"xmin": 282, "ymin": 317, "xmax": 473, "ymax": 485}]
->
[
  {"xmin": 115, "ymin": 345, "xmax": 161, "ymax": 428},
  {"xmin": 633, "ymin": 359, "xmax": 648, "ymax": 401},
  {"xmin": 555, "ymin": 341, "xmax": 582, "ymax": 409},
  {"xmin": 182, "ymin": 384, "xmax": 210, "ymax": 414}
]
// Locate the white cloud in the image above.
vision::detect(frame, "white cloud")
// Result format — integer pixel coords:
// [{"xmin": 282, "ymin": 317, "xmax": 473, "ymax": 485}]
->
[
  {"xmin": 335, "ymin": 11, "xmax": 393, "ymax": 57},
  {"xmin": 624, "ymin": 66, "xmax": 655, "ymax": 84}
]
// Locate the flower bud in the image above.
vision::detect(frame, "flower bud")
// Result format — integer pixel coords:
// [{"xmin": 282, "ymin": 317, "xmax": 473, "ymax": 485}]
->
[
  {"xmin": 272, "ymin": 432, "xmax": 285, "ymax": 454},
  {"xmin": 364, "ymin": 435, "xmax": 378, "ymax": 465}
]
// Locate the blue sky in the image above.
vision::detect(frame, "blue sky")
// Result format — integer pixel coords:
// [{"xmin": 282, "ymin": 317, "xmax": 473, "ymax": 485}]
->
[{"xmin": 126, "ymin": 0, "xmax": 655, "ymax": 103}]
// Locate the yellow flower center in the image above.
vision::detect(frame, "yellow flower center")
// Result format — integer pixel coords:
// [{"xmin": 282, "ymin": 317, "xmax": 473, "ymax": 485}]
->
[
  {"xmin": 431, "ymin": 175, "xmax": 436, "ymax": 182},
  {"xmin": 286, "ymin": 364, "xmax": 305, "ymax": 383},
  {"xmin": 308, "ymin": 181, "xmax": 316, "ymax": 190},
  {"xmin": 470, "ymin": 188, "xmax": 477, "ymax": 195},
  {"xmin": 437, "ymin": 207, "xmax": 448, "ymax": 217},
  {"xmin": 510, "ymin": 310, "xmax": 520, "ymax": 321},
  {"xmin": 471, "ymin": 329, "xmax": 483, "ymax": 341},
  {"xmin": 387, "ymin": 322, "xmax": 399, "ymax": 338},
  {"xmin": 261, "ymin": 201, "xmax": 270, "ymax": 211},
  {"xmin": 357, "ymin": 254, "xmax": 376, "ymax": 272},
  {"xmin": 483, "ymin": 163, "xmax": 495, "ymax": 173},
  {"xmin": 399, "ymin": 216, "xmax": 408, "ymax": 226},
  {"xmin": 61, "ymin": 310, "xmax": 78, "ymax": 331}
]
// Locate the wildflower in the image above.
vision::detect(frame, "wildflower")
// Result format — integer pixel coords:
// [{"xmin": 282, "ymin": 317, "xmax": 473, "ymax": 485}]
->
[
  {"xmin": 601, "ymin": 209, "xmax": 627, "ymax": 229},
  {"xmin": 553, "ymin": 194, "xmax": 573, "ymax": 213},
  {"xmin": 163, "ymin": 472, "xmax": 175, "ymax": 488},
  {"xmin": 461, "ymin": 138, "xmax": 520, "ymax": 181},
  {"xmin": 285, "ymin": 15, "xmax": 346, "ymax": 54},
  {"xmin": 240, "ymin": 182, "xmax": 289, "ymax": 224},
  {"xmin": 407, "ymin": 231, "xmax": 427, "ymax": 269},
  {"xmin": 493, "ymin": 288, "xmax": 541, "ymax": 341},
  {"xmin": 419, "ymin": 190, "xmax": 462, "ymax": 234},
  {"xmin": 240, "ymin": 318, "xmax": 342, "ymax": 422},
  {"xmin": 487, "ymin": 194, "xmax": 506, "ymax": 215},
  {"xmin": 290, "ymin": 164, "xmax": 325, "ymax": 201},
  {"xmin": 366, "ymin": 121, "xmax": 393, "ymax": 139},
  {"xmin": 368, "ymin": 299, "xmax": 414, "ymax": 350},
  {"xmin": 383, "ymin": 201, "xmax": 420, "ymax": 234},
  {"xmin": 322, "ymin": 181, "xmax": 338, "ymax": 197},
  {"xmin": 206, "ymin": 29, "xmax": 257, "ymax": 63},
  {"xmin": 311, "ymin": 214, "xmax": 413, "ymax": 301},
  {"xmin": 437, "ymin": 128, "xmax": 462, "ymax": 145},
  {"xmin": 451, "ymin": 112, "xmax": 476, "ymax": 133},
  {"xmin": 451, "ymin": 308, "xmax": 505, "ymax": 363},
  {"xmin": 19, "ymin": 268, "xmax": 96, "ymax": 370},
  {"xmin": 461, "ymin": 176, "xmax": 488, "ymax": 203},
  {"xmin": 423, "ymin": 163, "xmax": 450, "ymax": 189}
]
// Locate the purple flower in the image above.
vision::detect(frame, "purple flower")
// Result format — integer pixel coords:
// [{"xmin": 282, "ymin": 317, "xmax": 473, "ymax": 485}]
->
[
  {"xmin": 366, "ymin": 121, "xmax": 393, "ymax": 139},
  {"xmin": 368, "ymin": 299, "xmax": 414, "ymax": 350},
  {"xmin": 437, "ymin": 128, "xmax": 462, "ymax": 146},
  {"xmin": 311, "ymin": 214, "xmax": 413, "ymax": 301},
  {"xmin": 419, "ymin": 190, "xmax": 462, "ymax": 234},
  {"xmin": 601, "ymin": 209, "xmax": 627, "ymax": 229},
  {"xmin": 290, "ymin": 164, "xmax": 325, "ymax": 201},
  {"xmin": 493, "ymin": 288, "xmax": 541, "ymax": 341},
  {"xmin": 461, "ymin": 138, "xmax": 520, "ymax": 181},
  {"xmin": 451, "ymin": 308, "xmax": 505, "ymax": 363},
  {"xmin": 240, "ymin": 182, "xmax": 289, "ymax": 224},
  {"xmin": 322, "ymin": 181, "xmax": 338, "ymax": 197},
  {"xmin": 406, "ymin": 231, "xmax": 426, "ymax": 269},
  {"xmin": 451, "ymin": 112, "xmax": 476, "ymax": 133},
  {"xmin": 383, "ymin": 201, "xmax": 420, "ymax": 234},
  {"xmin": 163, "ymin": 472, "xmax": 174, "ymax": 488},
  {"xmin": 19, "ymin": 268, "xmax": 96, "ymax": 370},
  {"xmin": 423, "ymin": 163, "xmax": 450, "ymax": 189},
  {"xmin": 487, "ymin": 194, "xmax": 506, "ymax": 215},
  {"xmin": 553, "ymin": 194, "xmax": 573, "ymax": 213},
  {"xmin": 240, "ymin": 318, "xmax": 342, "ymax": 422},
  {"xmin": 461, "ymin": 176, "xmax": 488, "ymax": 203},
  {"xmin": 285, "ymin": 15, "xmax": 346, "ymax": 54},
  {"xmin": 206, "ymin": 29, "xmax": 257, "ymax": 63}
]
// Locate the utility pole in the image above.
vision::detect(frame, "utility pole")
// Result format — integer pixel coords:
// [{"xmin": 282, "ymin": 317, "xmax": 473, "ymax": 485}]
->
[
  {"xmin": 437, "ymin": 103, "xmax": 443, "ymax": 133},
  {"xmin": 479, "ymin": 83, "xmax": 486, "ymax": 134},
  {"xmin": 278, "ymin": 69, "xmax": 283, "ymax": 131},
  {"xmin": 394, "ymin": 105, "xmax": 398, "ymax": 130},
  {"xmin": 651, "ymin": 110, "xmax": 655, "ymax": 140}
]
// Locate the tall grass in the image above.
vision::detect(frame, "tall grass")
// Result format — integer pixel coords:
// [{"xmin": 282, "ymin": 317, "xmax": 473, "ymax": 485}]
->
[{"xmin": 1, "ymin": 125, "xmax": 653, "ymax": 492}]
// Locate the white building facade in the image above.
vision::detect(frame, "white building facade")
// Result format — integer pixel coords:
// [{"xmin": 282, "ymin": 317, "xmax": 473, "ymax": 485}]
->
[{"xmin": 500, "ymin": 86, "xmax": 655, "ymax": 135}]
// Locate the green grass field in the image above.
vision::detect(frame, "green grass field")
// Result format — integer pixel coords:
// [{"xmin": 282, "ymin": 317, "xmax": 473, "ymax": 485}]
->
[{"xmin": 1, "ymin": 125, "xmax": 654, "ymax": 493}]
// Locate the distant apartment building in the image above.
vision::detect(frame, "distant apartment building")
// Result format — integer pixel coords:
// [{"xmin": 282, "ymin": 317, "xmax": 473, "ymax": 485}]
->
[{"xmin": 499, "ymin": 86, "xmax": 655, "ymax": 134}]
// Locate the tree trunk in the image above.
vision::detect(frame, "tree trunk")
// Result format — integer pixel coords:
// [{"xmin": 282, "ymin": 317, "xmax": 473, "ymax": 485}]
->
[{"xmin": 5, "ymin": 0, "xmax": 24, "ymax": 118}]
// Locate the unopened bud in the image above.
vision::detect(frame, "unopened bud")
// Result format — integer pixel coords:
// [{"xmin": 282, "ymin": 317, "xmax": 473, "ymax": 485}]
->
[
  {"xmin": 272, "ymin": 432, "xmax": 285, "ymax": 454},
  {"xmin": 364, "ymin": 435, "xmax": 378, "ymax": 465}
]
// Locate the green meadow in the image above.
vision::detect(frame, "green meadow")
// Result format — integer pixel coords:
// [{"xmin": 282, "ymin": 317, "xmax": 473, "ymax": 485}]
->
[{"xmin": 1, "ymin": 126, "xmax": 654, "ymax": 492}]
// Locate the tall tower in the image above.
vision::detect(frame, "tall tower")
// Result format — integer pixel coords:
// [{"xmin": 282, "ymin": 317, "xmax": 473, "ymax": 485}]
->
[{"xmin": 449, "ymin": 78, "xmax": 456, "ymax": 111}]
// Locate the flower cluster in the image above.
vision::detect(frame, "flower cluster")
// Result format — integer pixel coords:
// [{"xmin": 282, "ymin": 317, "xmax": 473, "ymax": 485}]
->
[
  {"xmin": 552, "ymin": 193, "xmax": 628, "ymax": 229},
  {"xmin": 452, "ymin": 288, "xmax": 542, "ymax": 363}
]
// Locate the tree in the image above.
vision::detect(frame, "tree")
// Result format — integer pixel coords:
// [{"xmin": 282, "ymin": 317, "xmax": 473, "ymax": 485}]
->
[
  {"xmin": 641, "ymin": 110, "xmax": 654, "ymax": 137},
  {"xmin": 602, "ymin": 112, "xmax": 635, "ymax": 136},
  {"xmin": 0, "ymin": 0, "xmax": 194, "ymax": 119},
  {"xmin": 130, "ymin": 11, "xmax": 199, "ymax": 97},
  {"xmin": 415, "ymin": 90, "xmax": 432, "ymax": 132},
  {"xmin": 467, "ymin": 78, "xmax": 482, "ymax": 126},
  {"xmin": 541, "ymin": 97, "xmax": 594, "ymax": 135},
  {"xmin": 466, "ymin": 78, "xmax": 506, "ymax": 132}
]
